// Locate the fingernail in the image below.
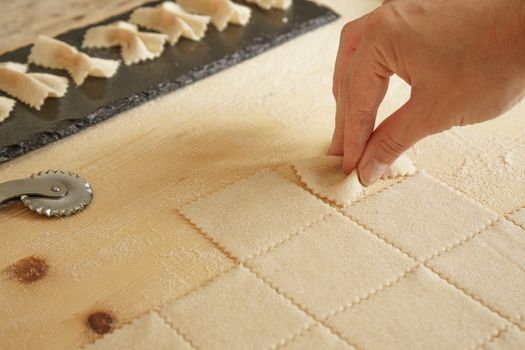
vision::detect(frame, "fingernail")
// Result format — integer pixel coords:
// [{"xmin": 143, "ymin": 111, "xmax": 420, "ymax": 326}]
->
[{"xmin": 360, "ymin": 159, "xmax": 388, "ymax": 186}]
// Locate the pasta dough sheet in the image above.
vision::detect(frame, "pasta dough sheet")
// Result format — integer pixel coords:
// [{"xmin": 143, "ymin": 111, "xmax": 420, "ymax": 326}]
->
[
  {"xmin": 0, "ymin": 62, "xmax": 68, "ymax": 110},
  {"xmin": 0, "ymin": 96, "xmax": 15, "ymax": 123},
  {"xmin": 292, "ymin": 155, "xmax": 416, "ymax": 207},
  {"xmin": 177, "ymin": 0, "xmax": 251, "ymax": 31},
  {"xmin": 83, "ymin": 21, "xmax": 168, "ymax": 65},
  {"xmin": 130, "ymin": 2, "xmax": 211, "ymax": 45},
  {"xmin": 29, "ymin": 36, "xmax": 120, "ymax": 85}
]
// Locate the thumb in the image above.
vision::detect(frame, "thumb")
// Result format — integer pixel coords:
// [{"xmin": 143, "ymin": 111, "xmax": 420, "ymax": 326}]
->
[{"xmin": 357, "ymin": 96, "xmax": 432, "ymax": 186}]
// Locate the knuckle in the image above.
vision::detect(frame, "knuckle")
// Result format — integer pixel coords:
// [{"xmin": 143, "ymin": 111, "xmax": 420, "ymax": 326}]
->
[{"xmin": 364, "ymin": 8, "xmax": 387, "ymax": 32}]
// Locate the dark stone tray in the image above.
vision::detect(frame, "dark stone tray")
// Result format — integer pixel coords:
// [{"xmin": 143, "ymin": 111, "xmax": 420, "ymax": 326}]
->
[{"xmin": 0, "ymin": 0, "xmax": 338, "ymax": 164}]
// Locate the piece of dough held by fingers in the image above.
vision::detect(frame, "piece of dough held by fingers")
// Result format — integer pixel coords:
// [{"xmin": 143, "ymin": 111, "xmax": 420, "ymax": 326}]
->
[
  {"xmin": 0, "ymin": 62, "xmax": 68, "ymax": 110},
  {"xmin": 0, "ymin": 96, "xmax": 16, "ymax": 123},
  {"xmin": 28, "ymin": 35, "xmax": 120, "ymax": 86},
  {"xmin": 83, "ymin": 21, "xmax": 168, "ymax": 65},
  {"xmin": 177, "ymin": 0, "xmax": 251, "ymax": 31},
  {"xmin": 130, "ymin": 2, "xmax": 211, "ymax": 45},
  {"xmin": 246, "ymin": 0, "xmax": 292, "ymax": 10}
]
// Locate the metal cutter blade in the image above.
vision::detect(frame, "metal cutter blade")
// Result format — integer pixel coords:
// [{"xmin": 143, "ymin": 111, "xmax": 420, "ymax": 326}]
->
[
  {"xmin": 22, "ymin": 170, "xmax": 93, "ymax": 217},
  {"xmin": 0, "ymin": 170, "xmax": 93, "ymax": 217}
]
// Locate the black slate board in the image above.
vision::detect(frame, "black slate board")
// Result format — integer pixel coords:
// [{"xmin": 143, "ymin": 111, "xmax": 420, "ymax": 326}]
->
[{"xmin": 0, "ymin": 0, "xmax": 338, "ymax": 164}]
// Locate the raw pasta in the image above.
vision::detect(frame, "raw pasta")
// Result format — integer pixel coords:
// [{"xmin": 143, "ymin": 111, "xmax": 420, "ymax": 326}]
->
[
  {"xmin": 177, "ymin": 0, "xmax": 251, "ymax": 31},
  {"xmin": 83, "ymin": 22, "xmax": 168, "ymax": 65},
  {"xmin": 292, "ymin": 155, "xmax": 416, "ymax": 207},
  {"xmin": 28, "ymin": 35, "xmax": 120, "ymax": 85},
  {"xmin": 0, "ymin": 96, "xmax": 15, "ymax": 123},
  {"xmin": 130, "ymin": 2, "xmax": 211, "ymax": 45},
  {"xmin": 246, "ymin": 0, "xmax": 292, "ymax": 10},
  {"xmin": 0, "ymin": 62, "xmax": 68, "ymax": 110}
]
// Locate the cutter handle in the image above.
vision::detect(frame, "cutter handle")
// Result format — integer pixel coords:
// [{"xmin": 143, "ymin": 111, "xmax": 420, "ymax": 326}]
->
[{"xmin": 0, "ymin": 178, "xmax": 67, "ymax": 207}]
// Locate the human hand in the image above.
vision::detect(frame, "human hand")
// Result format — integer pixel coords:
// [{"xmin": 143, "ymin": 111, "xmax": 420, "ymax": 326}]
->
[{"xmin": 329, "ymin": 0, "xmax": 525, "ymax": 185}]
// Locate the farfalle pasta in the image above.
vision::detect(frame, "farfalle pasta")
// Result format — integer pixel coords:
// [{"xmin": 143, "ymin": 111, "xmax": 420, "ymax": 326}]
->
[
  {"xmin": 28, "ymin": 36, "xmax": 120, "ymax": 86},
  {"xmin": 246, "ymin": 0, "xmax": 292, "ymax": 10},
  {"xmin": 177, "ymin": 0, "xmax": 251, "ymax": 31},
  {"xmin": 0, "ymin": 62, "xmax": 68, "ymax": 110},
  {"xmin": 83, "ymin": 21, "xmax": 168, "ymax": 65},
  {"xmin": 0, "ymin": 96, "xmax": 15, "ymax": 123},
  {"xmin": 130, "ymin": 2, "xmax": 211, "ymax": 45}
]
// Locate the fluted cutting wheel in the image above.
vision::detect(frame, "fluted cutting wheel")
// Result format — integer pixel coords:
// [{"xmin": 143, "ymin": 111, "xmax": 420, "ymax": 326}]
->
[{"xmin": 21, "ymin": 170, "xmax": 93, "ymax": 217}]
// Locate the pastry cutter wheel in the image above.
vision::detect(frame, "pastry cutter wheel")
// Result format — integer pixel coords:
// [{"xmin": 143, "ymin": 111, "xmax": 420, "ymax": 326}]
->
[{"xmin": 0, "ymin": 170, "xmax": 93, "ymax": 217}]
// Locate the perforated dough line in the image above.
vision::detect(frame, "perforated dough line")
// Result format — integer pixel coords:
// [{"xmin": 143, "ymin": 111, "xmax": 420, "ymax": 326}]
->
[{"xmin": 82, "ymin": 166, "xmax": 524, "ymax": 349}]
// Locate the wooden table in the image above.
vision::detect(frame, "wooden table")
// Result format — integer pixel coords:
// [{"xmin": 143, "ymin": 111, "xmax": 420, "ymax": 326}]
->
[
  {"xmin": 0, "ymin": 1, "xmax": 372, "ymax": 349},
  {"xmin": 2, "ymin": 0, "xmax": 525, "ymax": 349}
]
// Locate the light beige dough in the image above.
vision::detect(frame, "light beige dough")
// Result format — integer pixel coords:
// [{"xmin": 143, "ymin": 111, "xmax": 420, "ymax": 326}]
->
[
  {"xmin": 0, "ymin": 62, "xmax": 68, "ymax": 110},
  {"xmin": 0, "ymin": 96, "xmax": 15, "ymax": 123},
  {"xmin": 345, "ymin": 172, "xmax": 498, "ymax": 260},
  {"xmin": 28, "ymin": 35, "xmax": 120, "ymax": 85},
  {"xmin": 326, "ymin": 266, "xmax": 506, "ymax": 350},
  {"xmin": 83, "ymin": 21, "xmax": 168, "ymax": 65},
  {"xmin": 481, "ymin": 325, "xmax": 525, "ymax": 350},
  {"xmin": 428, "ymin": 219, "xmax": 525, "ymax": 328},
  {"xmin": 246, "ymin": 211, "xmax": 415, "ymax": 318},
  {"xmin": 85, "ymin": 312, "xmax": 193, "ymax": 350},
  {"xmin": 159, "ymin": 266, "xmax": 312, "ymax": 350},
  {"xmin": 130, "ymin": 2, "xmax": 211, "ymax": 45},
  {"xmin": 246, "ymin": 0, "xmax": 292, "ymax": 10},
  {"xmin": 177, "ymin": 0, "xmax": 251, "ymax": 31},
  {"xmin": 279, "ymin": 324, "xmax": 352, "ymax": 350},
  {"xmin": 180, "ymin": 169, "xmax": 334, "ymax": 260},
  {"xmin": 292, "ymin": 154, "xmax": 416, "ymax": 207}
]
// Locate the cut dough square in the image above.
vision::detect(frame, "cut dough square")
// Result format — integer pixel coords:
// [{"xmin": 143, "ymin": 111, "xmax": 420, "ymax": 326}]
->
[
  {"xmin": 246, "ymin": 212, "xmax": 416, "ymax": 318},
  {"xmin": 29, "ymin": 35, "xmax": 120, "ymax": 85},
  {"xmin": 280, "ymin": 324, "xmax": 351, "ymax": 350},
  {"xmin": 345, "ymin": 172, "xmax": 498, "ymax": 260},
  {"xmin": 159, "ymin": 266, "xmax": 312, "ymax": 350},
  {"xmin": 177, "ymin": 0, "xmax": 251, "ymax": 31},
  {"xmin": 508, "ymin": 207, "xmax": 525, "ymax": 229},
  {"xmin": 130, "ymin": 2, "xmax": 210, "ymax": 45},
  {"xmin": 84, "ymin": 312, "xmax": 192, "ymax": 350},
  {"xmin": 427, "ymin": 219, "xmax": 525, "ymax": 328},
  {"xmin": 325, "ymin": 266, "xmax": 506, "ymax": 350},
  {"xmin": 292, "ymin": 155, "xmax": 415, "ymax": 207},
  {"xmin": 179, "ymin": 169, "xmax": 334, "ymax": 260},
  {"xmin": 0, "ymin": 96, "xmax": 15, "ymax": 123},
  {"xmin": 482, "ymin": 325, "xmax": 525, "ymax": 350}
]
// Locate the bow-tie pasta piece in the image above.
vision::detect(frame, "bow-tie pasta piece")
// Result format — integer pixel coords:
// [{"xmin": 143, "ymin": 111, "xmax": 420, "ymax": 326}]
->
[
  {"xmin": 0, "ymin": 96, "xmax": 16, "ymax": 123},
  {"xmin": 130, "ymin": 2, "xmax": 211, "ymax": 45},
  {"xmin": 28, "ymin": 36, "xmax": 120, "ymax": 86},
  {"xmin": 83, "ymin": 22, "xmax": 168, "ymax": 65},
  {"xmin": 0, "ymin": 62, "xmax": 68, "ymax": 110},
  {"xmin": 246, "ymin": 0, "xmax": 292, "ymax": 10},
  {"xmin": 177, "ymin": 0, "xmax": 251, "ymax": 31}
]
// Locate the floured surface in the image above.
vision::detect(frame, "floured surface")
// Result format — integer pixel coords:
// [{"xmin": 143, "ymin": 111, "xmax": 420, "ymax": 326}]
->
[{"xmin": 1, "ymin": 0, "xmax": 525, "ymax": 349}]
